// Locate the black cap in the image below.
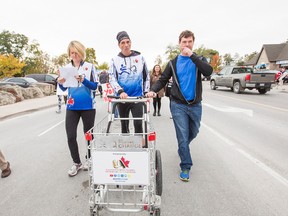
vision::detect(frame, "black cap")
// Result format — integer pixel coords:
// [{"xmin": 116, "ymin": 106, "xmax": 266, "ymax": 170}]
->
[{"xmin": 116, "ymin": 31, "xmax": 130, "ymax": 43}]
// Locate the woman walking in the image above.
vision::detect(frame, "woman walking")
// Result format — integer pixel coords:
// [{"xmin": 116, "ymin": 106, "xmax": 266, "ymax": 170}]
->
[{"xmin": 150, "ymin": 64, "xmax": 165, "ymax": 116}]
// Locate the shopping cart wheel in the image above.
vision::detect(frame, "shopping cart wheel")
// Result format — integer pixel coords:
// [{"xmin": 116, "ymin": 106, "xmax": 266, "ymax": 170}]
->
[
  {"xmin": 90, "ymin": 207, "xmax": 99, "ymax": 216},
  {"xmin": 150, "ymin": 208, "xmax": 161, "ymax": 216},
  {"xmin": 155, "ymin": 149, "xmax": 163, "ymax": 196}
]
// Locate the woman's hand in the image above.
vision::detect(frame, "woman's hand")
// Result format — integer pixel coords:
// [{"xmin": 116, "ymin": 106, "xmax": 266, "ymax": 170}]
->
[{"xmin": 57, "ymin": 77, "xmax": 65, "ymax": 84}]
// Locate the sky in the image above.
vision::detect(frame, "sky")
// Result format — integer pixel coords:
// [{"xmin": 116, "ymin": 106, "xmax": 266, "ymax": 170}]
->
[{"xmin": 1, "ymin": 0, "xmax": 287, "ymax": 69}]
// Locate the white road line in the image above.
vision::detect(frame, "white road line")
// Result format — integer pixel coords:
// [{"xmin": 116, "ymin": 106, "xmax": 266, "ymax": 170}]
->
[
  {"xmin": 202, "ymin": 122, "xmax": 288, "ymax": 188},
  {"xmin": 201, "ymin": 122, "xmax": 235, "ymax": 146},
  {"xmin": 38, "ymin": 120, "xmax": 64, "ymax": 137},
  {"xmin": 203, "ymin": 103, "xmax": 253, "ymax": 117},
  {"xmin": 237, "ymin": 149, "xmax": 288, "ymax": 187},
  {"xmin": 208, "ymin": 92, "xmax": 288, "ymax": 113}
]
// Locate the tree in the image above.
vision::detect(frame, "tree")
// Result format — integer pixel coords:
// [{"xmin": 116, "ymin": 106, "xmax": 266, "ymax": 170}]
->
[
  {"xmin": 52, "ymin": 53, "xmax": 69, "ymax": 69},
  {"xmin": 210, "ymin": 54, "xmax": 221, "ymax": 72},
  {"xmin": 85, "ymin": 48, "xmax": 98, "ymax": 66},
  {"xmin": 222, "ymin": 53, "xmax": 234, "ymax": 66},
  {"xmin": 154, "ymin": 55, "xmax": 162, "ymax": 66},
  {"xmin": 0, "ymin": 30, "xmax": 29, "ymax": 59},
  {"xmin": 97, "ymin": 62, "xmax": 109, "ymax": 70},
  {"xmin": 165, "ymin": 44, "xmax": 180, "ymax": 60},
  {"xmin": 0, "ymin": 54, "xmax": 26, "ymax": 78},
  {"xmin": 194, "ymin": 45, "xmax": 219, "ymax": 62},
  {"xmin": 22, "ymin": 41, "xmax": 53, "ymax": 75}
]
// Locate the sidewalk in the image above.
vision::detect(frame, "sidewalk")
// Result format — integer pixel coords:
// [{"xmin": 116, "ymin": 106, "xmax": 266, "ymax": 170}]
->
[{"xmin": 0, "ymin": 95, "xmax": 57, "ymax": 121}]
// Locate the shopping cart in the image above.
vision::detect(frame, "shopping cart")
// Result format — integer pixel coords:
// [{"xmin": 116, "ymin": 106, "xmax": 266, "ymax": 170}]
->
[{"xmin": 85, "ymin": 97, "xmax": 162, "ymax": 216}]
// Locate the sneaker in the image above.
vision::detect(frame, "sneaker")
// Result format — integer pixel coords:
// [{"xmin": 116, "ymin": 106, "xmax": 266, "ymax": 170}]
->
[
  {"xmin": 179, "ymin": 170, "xmax": 190, "ymax": 182},
  {"xmin": 83, "ymin": 159, "xmax": 89, "ymax": 171},
  {"xmin": 56, "ymin": 110, "xmax": 61, "ymax": 114},
  {"xmin": 68, "ymin": 163, "xmax": 83, "ymax": 177},
  {"xmin": 1, "ymin": 162, "xmax": 11, "ymax": 178}
]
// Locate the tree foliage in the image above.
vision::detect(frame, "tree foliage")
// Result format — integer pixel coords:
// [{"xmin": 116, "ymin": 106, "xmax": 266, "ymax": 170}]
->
[
  {"xmin": 52, "ymin": 53, "xmax": 69, "ymax": 69},
  {"xmin": 210, "ymin": 54, "xmax": 221, "ymax": 72},
  {"xmin": 97, "ymin": 62, "xmax": 109, "ymax": 70},
  {"xmin": 222, "ymin": 53, "xmax": 234, "ymax": 66},
  {"xmin": 194, "ymin": 45, "xmax": 218, "ymax": 62},
  {"xmin": 23, "ymin": 41, "xmax": 53, "ymax": 75},
  {"xmin": 0, "ymin": 30, "xmax": 29, "ymax": 59},
  {"xmin": 85, "ymin": 48, "xmax": 98, "ymax": 66},
  {"xmin": 165, "ymin": 44, "xmax": 180, "ymax": 61},
  {"xmin": 0, "ymin": 54, "xmax": 26, "ymax": 78}
]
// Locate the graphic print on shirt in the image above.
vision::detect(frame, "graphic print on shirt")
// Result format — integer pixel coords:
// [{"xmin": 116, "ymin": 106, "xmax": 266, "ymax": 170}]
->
[{"xmin": 119, "ymin": 62, "xmax": 137, "ymax": 75}]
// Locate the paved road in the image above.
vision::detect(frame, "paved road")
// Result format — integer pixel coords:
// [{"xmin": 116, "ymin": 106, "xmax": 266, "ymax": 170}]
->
[{"xmin": 1, "ymin": 82, "xmax": 288, "ymax": 216}]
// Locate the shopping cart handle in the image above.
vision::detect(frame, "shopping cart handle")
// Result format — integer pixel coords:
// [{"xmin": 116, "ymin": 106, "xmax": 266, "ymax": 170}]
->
[{"xmin": 107, "ymin": 95, "xmax": 145, "ymax": 99}]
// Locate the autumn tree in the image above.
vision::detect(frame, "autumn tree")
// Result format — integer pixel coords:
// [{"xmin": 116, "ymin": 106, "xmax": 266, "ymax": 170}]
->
[
  {"xmin": 0, "ymin": 54, "xmax": 26, "ymax": 78},
  {"xmin": 194, "ymin": 45, "xmax": 218, "ymax": 63},
  {"xmin": 210, "ymin": 54, "xmax": 221, "ymax": 72}
]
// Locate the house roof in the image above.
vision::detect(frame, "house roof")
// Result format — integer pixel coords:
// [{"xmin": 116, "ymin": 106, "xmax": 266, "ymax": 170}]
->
[
  {"xmin": 244, "ymin": 42, "xmax": 288, "ymax": 66},
  {"xmin": 262, "ymin": 43, "xmax": 287, "ymax": 61},
  {"xmin": 244, "ymin": 53, "xmax": 259, "ymax": 65},
  {"xmin": 276, "ymin": 43, "xmax": 288, "ymax": 61}
]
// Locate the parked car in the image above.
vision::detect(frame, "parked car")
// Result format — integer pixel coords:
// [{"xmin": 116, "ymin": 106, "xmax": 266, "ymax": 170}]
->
[
  {"xmin": 1, "ymin": 77, "xmax": 39, "ymax": 88},
  {"xmin": 25, "ymin": 73, "xmax": 58, "ymax": 87}
]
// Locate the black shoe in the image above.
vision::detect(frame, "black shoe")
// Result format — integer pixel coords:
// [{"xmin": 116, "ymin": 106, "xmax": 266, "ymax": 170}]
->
[
  {"xmin": 157, "ymin": 112, "xmax": 161, "ymax": 116},
  {"xmin": 1, "ymin": 162, "xmax": 11, "ymax": 178},
  {"xmin": 153, "ymin": 111, "xmax": 156, "ymax": 116}
]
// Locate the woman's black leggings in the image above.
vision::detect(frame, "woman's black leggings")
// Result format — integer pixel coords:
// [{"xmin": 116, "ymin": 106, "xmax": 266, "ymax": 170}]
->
[
  {"xmin": 153, "ymin": 95, "xmax": 162, "ymax": 111},
  {"xmin": 65, "ymin": 109, "xmax": 96, "ymax": 164}
]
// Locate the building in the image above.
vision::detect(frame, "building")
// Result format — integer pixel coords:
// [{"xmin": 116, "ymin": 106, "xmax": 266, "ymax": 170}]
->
[{"xmin": 245, "ymin": 43, "xmax": 288, "ymax": 70}]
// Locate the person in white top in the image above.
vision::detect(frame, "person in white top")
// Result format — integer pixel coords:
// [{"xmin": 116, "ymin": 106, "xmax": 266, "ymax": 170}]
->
[{"xmin": 55, "ymin": 80, "xmax": 68, "ymax": 114}]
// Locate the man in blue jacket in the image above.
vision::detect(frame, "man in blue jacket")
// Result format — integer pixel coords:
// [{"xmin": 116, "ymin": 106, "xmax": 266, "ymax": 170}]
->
[{"xmin": 146, "ymin": 30, "xmax": 213, "ymax": 182}]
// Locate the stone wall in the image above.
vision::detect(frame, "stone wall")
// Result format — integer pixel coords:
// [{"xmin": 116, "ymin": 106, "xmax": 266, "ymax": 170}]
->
[{"xmin": 0, "ymin": 83, "xmax": 55, "ymax": 106}]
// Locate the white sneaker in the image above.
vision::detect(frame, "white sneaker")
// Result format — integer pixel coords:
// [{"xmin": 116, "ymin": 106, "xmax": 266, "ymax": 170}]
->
[
  {"xmin": 83, "ymin": 159, "xmax": 89, "ymax": 171},
  {"xmin": 68, "ymin": 163, "xmax": 83, "ymax": 177}
]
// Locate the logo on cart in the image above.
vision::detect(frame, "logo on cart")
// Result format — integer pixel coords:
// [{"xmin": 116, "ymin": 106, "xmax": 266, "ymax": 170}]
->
[{"xmin": 112, "ymin": 156, "xmax": 130, "ymax": 169}]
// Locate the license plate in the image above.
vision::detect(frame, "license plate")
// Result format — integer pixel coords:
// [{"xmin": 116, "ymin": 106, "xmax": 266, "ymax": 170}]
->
[{"xmin": 260, "ymin": 83, "xmax": 264, "ymax": 86}]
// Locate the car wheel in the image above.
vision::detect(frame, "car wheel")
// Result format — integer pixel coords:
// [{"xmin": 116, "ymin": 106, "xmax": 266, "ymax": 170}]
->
[
  {"xmin": 210, "ymin": 80, "xmax": 216, "ymax": 90},
  {"xmin": 233, "ymin": 81, "xmax": 244, "ymax": 94}
]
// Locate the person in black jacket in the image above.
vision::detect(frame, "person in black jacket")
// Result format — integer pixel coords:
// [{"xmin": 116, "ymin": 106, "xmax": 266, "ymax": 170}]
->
[{"xmin": 146, "ymin": 30, "xmax": 213, "ymax": 182}]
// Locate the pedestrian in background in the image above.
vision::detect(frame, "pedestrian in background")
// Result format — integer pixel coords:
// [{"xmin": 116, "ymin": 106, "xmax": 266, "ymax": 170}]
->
[
  {"xmin": 57, "ymin": 40, "xmax": 98, "ymax": 177},
  {"xmin": 109, "ymin": 31, "xmax": 150, "ymax": 134},
  {"xmin": 146, "ymin": 30, "xmax": 213, "ymax": 182},
  {"xmin": 55, "ymin": 79, "xmax": 68, "ymax": 114},
  {"xmin": 98, "ymin": 70, "xmax": 109, "ymax": 97},
  {"xmin": 0, "ymin": 150, "xmax": 11, "ymax": 178},
  {"xmin": 150, "ymin": 64, "xmax": 165, "ymax": 116}
]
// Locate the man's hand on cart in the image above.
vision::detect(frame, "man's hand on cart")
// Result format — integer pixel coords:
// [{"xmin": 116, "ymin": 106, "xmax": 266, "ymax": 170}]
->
[
  {"xmin": 119, "ymin": 92, "xmax": 128, "ymax": 99},
  {"xmin": 145, "ymin": 91, "xmax": 157, "ymax": 98}
]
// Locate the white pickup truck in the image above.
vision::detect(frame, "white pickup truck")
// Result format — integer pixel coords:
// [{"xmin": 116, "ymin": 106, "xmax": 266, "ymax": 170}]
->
[{"xmin": 210, "ymin": 66, "xmax": 276, "ymax": 94}]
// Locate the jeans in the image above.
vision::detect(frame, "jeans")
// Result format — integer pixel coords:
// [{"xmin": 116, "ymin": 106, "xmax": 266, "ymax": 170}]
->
[{"xmin": 170, "ymin": 100, "xmax": 202, "ymax": 171}]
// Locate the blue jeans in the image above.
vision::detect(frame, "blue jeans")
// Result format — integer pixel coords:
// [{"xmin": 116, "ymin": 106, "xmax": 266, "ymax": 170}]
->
[{"xmin": 170, "ymin": 100, "xmax": 202, "ymax": 171}]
